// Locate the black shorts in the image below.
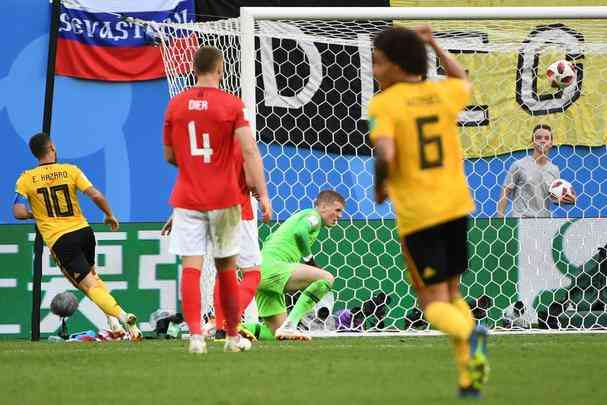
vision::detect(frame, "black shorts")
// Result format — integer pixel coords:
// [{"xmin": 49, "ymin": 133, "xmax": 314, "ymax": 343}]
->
[
  {"xmin": 402, "ymin": 216, "xmax": 468, "ymax": 289},
  {"xmin": 51, "ymin": 226, "xmax": 96, "ymax": 285}
]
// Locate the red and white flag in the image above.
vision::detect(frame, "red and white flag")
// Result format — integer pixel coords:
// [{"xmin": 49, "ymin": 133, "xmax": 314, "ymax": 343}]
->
[{"xmin": 56, "ymin": 0, "xmax": 195, "ymax": 81}]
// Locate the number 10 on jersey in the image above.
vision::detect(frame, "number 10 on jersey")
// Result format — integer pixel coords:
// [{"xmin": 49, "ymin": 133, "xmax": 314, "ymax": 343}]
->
[{"xmin": 188, "ymin": 121, "xmax": 213, "ymax": 163}]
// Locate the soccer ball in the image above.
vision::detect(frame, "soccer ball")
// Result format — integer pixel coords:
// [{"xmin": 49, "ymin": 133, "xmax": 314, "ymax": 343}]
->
[
  {"xmin": 546, "ymin": 60, "xmax": 576, "ymax": 88},
  {"xmin": 50, "ymin": 291, "xmax": 79, "ymax": 318},
  {"xmin": 549, "ymin": 179, "xmax": 573, "ymax": 200}
]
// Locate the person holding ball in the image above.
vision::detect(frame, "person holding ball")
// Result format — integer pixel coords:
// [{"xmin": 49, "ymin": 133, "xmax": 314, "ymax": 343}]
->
[{"xmin": 497, "ymin": 124, "xmax": 576, "ymax": 218}]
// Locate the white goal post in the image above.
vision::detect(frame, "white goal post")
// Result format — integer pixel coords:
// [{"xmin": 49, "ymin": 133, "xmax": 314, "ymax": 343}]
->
[{"xmin": 151, "ymin": 6, "xmax": 607, "ymax": 335}]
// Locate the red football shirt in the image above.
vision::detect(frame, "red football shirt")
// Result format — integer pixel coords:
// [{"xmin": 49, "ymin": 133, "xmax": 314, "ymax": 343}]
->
[
  {"xmin": 163, "ymin": 87, "xmax": 249, "ymax": 211},
  {"xmin": 233, "ymin": 138, "xmax": 254, "ymax": 220}
]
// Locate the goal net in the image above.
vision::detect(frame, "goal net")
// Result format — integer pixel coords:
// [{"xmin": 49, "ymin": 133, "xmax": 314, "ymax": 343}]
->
[{"xmin": 150, "ymin": 7, "xmax": 607, "ymax": 334}]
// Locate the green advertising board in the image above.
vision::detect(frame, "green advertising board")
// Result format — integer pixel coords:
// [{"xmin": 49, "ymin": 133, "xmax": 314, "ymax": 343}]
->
[{"xmin": 1, "ymin": 219, "xmax": 526, "ymax": 338}]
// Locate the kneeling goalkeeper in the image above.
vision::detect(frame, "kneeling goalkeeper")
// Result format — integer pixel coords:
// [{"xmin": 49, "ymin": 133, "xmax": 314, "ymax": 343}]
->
[{"xmin": 245, "ymin": 190, "xmax": 344, "ymax": 341}]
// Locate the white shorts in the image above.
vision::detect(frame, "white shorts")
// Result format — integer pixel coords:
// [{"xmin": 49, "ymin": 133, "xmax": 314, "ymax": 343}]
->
[
  {"xmin": 169, "ymin": 206, "xmax": 241, "ymax": 258},
  {"xmin": 238, "ymin": 218, "xmax": 261, "ymax": 269}
]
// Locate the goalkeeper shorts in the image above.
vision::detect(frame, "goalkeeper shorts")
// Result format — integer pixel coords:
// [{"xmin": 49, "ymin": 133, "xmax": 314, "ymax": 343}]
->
[{"xmin": 255, "ymin": 259, "xmax": 298, "ymax": 318}]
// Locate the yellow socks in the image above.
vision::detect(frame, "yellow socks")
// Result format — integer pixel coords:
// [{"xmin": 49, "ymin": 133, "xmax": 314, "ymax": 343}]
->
[
  {"xmin": 451, "ymin": 297, "xmax": 475, "ymax": 331},
  {"xmin": 424, "ymin": 301, "xmax": 472, "ymax": 341},
  {"xmin": 449, "ymin": 297, "xmax": 476, "ymax": 387},
  {"xmin": 87, "ymin": 285, "xmax": 124, "ymax": 319},
  {"xmin": 451, "ymin": 337, "xmax": 472, "ymax": 387},
  {"xmin": 424, "ymin": 302, "xmax": 474, "ymax": 388},
  {"xmin": 425, "ymin": 299, "xmax": 477, "ymax": 388}
]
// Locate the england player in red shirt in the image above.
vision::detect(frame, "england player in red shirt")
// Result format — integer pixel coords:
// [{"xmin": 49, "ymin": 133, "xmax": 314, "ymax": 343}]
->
[
  {"xmin": 161, "ymin": 138, "xmax": 264, "ymax": 340},
  {"xmin": 163, "ymin": 46, "xmax": 271, "ymax": 354},
  {"xmin": 208, "ymin": 137, "xmax": 262, "ymax": 338}
]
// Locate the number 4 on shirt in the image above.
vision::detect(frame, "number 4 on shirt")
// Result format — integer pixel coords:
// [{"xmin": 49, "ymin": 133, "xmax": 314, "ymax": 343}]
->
[{"xmin": 188, "ymin": 121, "xmax": 213, "ymax": 163}]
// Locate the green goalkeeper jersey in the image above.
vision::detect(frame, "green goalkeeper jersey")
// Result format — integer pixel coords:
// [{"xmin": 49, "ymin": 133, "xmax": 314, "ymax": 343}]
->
[{"xmin": 261, "ymin": 208, "xmax": 323, "ymax": 263}]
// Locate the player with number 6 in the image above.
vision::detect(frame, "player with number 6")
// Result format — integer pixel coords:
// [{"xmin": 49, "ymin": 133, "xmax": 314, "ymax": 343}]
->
[{"xmin": 368, "ymin": 25, "xmax": 489, "ymax": 398}]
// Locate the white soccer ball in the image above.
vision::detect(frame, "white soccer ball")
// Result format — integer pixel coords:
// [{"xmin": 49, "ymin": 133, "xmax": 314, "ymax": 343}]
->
[
  {"xmin": 549, "ymin": 179, "xmax": 573, "ymax": 199},
  {"xmin": 546, "ymin": 60, "xmax": 576, "ymax": 88}
]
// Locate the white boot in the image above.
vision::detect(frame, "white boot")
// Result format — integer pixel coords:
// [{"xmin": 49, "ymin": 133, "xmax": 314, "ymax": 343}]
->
[
  {"xmin": 107, "ymin": 316, "xmax": 126, "ymax": 338},
  {"xmin": 224, "ymin": 335, "xmax": 252, "ymax": 352},
  {"xmin": 120, "ymin": 313, "xmax": 143, "ymax": 342},
  {"xmin": 189, "ymin": 334, "xmax": 207, "ymax": 354},
  {"xmin": 275, "ymin": 320, "xmax": 311, "ymax": 341}
]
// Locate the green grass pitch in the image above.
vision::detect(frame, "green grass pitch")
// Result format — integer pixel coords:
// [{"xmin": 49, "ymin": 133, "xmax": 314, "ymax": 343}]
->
[{"xmin": 0, "ymin": 334, "xmax": 605, "ymax": 405}]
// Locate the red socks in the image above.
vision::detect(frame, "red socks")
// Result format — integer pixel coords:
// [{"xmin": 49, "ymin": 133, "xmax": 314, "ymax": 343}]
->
[
  {"xmin": 214, "ymin": 269, "xmax": 261, "ymax": 332},
  {"xmin": 181, "ymin": 267, "xmax": 201, "ymax": 335},
  {"xmin": 182, "ymin": 267, "xmax": 260, "ymax": 337},
  {"xmin": 216, "ymin": 269, "xmax": 240, "ymax": 337},
  {"xmin": 239, "ymin": 269, "xmax": 261, "ymax": 313},
  {"xmin": 213, "ymin": 280, "xmax": 225, "ymax": 331}
]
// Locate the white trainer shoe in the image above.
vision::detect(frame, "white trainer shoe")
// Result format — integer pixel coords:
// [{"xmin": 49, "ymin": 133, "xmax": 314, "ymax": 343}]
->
[
  {"xmin": 224, "ymin": 335, "xmax": 252, "ymax": 352},
  {"xmin": 189, "ymin": 334, "xmax": 207, "ymax": 354},
  {"xmin": 107, "ymin": 316, "xmax": 126, "ymax": 338},
  {"xmin": 123, "ymin": 313, "xmax": 143, "ymax": 342},
  {"xmin": 275, "ymin": 322, "xmax": 311, "ymax": 341}
]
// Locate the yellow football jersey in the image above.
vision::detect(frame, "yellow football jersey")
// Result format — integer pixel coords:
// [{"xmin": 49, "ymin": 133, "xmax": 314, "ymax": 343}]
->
[
  {"xmin": 369, "ymin": 78, "xmax": 475, "ymax": 237},
  {"xmin": 15, "ymin": 163, "xmax": 92, "ymax": 247}
]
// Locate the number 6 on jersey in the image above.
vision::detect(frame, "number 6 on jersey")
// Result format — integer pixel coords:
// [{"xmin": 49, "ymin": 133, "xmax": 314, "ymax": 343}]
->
[{"xmin": 188, "ymin": 121, "xmax": 213, "ymax": 163}]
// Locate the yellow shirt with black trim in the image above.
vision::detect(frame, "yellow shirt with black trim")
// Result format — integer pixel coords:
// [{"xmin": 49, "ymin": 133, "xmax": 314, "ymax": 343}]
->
[
  {"xmin": 15, "ymin": 163, "xmax": 92, "ymax": 248},
  {"xmin": 369, "ymin": 79, "xmax": 475, "ymax": 237}
]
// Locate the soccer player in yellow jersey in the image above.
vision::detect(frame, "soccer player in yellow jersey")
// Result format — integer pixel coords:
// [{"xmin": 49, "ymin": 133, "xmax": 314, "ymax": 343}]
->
[
  {"xmin": 369, "ymin": 26, "xmax": 489, "ymax": 398},
  {"xmin": 13, "ymin": 132, "xmax": 142, "ymax": 341}
]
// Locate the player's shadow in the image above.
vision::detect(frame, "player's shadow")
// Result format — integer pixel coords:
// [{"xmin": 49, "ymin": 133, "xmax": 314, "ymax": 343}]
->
[{"xmin": 1, "ymin": 35, "xmax": 133, "ymax": 220}]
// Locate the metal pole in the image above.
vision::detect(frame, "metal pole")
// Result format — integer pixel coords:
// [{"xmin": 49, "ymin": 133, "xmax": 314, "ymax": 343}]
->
[
  {"xmin": 43, "ymin": 0, "xmax": 61, "ymax": 135},
  {"xmin": 32, "ymin": 0, "xmax": 61, "ymax": 342}
]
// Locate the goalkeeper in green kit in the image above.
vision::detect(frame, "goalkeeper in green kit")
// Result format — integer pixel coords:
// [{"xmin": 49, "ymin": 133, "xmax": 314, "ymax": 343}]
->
[{"xmin": 244, "ymin": 190, "xmax": 345, "ymax": 341}]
